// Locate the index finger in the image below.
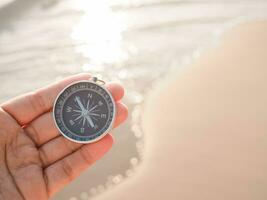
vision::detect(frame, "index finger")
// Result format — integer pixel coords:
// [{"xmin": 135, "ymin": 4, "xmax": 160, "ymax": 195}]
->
[{"xmin": 1, "ymin": 73, "xmax": 124, "ymax": 125}]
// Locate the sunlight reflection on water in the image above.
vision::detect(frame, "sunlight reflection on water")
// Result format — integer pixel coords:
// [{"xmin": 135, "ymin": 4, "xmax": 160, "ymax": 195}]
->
[{"xmin": 71, "ymin": 0, "xmax": 128, "ymax": 65}]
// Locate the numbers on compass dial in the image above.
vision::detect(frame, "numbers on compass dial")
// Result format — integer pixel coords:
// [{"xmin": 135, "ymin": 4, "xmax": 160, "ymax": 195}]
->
[{"xmin": 54, "ymin": 81, "xmax": 115, "ymax": 142}]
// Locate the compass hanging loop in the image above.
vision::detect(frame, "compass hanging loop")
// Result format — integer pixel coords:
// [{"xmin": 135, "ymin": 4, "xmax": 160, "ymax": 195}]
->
[{"xmin": 90, "ymin": 76, "xmax": 106, "ymax": 85}]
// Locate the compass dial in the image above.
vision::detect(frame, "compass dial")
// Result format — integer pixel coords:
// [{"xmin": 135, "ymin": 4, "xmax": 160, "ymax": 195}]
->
[{"xmin": 53, "ymin": 81, "xmax": 115, "ymax": 143}]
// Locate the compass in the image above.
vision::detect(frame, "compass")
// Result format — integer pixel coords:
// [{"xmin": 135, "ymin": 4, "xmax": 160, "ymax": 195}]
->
[{"xmin": 53, "ymin": 77, "xmax": 116, "ymax": 143}]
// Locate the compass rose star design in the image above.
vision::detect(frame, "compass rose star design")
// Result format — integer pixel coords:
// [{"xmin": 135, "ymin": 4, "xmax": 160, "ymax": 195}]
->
[{"xmin": 71, "ymin": 96, "xmax": 100, "ymax": 129}]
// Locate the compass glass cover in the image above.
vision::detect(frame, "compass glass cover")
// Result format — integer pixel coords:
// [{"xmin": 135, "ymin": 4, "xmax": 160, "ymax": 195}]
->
[{"xmin": 53, "ymin": 81, "xmax": 115, "ymax": 142}]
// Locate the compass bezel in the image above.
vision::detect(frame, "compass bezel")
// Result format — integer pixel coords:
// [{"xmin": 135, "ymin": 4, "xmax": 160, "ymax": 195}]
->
[{"xmin": 53, "ymin": 80, "xmax": 116, "ymax": 144}]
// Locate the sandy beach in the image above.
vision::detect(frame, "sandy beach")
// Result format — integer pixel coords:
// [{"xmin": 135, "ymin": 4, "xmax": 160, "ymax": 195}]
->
[{"xmin": 94, "ymin": 21, "xmax": 267, "ymax": 200}]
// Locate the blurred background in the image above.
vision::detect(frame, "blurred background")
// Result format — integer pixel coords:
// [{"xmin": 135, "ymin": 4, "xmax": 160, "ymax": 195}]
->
[{"xmin": 0, "ymin": 0, "xmax": 266, "ymax": 199}]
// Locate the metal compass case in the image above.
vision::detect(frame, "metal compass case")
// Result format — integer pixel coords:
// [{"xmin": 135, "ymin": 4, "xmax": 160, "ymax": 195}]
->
[{"xmin": 53, "ymin": 77, "xmax": 116, "ymax": 143}]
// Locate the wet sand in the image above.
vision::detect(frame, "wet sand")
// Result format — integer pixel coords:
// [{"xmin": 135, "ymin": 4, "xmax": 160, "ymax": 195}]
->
[{"xmin": 94, "ymin": 21, "xmax": 267, "ymax": 200}]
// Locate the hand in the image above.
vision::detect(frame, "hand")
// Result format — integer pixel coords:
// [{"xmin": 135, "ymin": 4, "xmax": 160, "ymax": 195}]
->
[{"xmin": 0, "ymin": 74, "xmax": 128, "ymax": 200}]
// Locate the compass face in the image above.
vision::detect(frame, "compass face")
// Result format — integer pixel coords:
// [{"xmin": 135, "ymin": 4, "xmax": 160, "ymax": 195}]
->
[{"xmin": 53, "ymin": 81, "xmax": 115, "ymax": 143}]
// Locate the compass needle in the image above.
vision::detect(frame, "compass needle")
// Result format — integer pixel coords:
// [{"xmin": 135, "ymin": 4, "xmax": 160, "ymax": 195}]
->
[
  {"xmin": 91, "ymin": 109, "xmax": 100, "ymax": 113},
  {"xmin": 54, "ymin": 78, "xmax": 116, "ymax": 143},
  {"xmin": 82, "ymin": 117, "xmax": 86, "ymax": 127},
  {"xmin": 73, "ymin": 109, "xmax": 82, "ymax": 113},
  {"xmin": 85, "ymin": 115, "xmax": 95, "ymax": 128},
  {"xmin": 75, "ymin": 96, "xmax": 86, "ymax": 111},
  {"xmin": 74, "ymin": 115, "xmax": 83, "ymax": 121},
  {"xmin": 88, "ymin": 101, "xmax": 94, "ymax": 110},
  {"xmin": 91, "ymin": 115, "xmax": 98, "ymax": 121},
  {"xmin": 90, "ymin": 113, "xmax": 100, "ymax": 117},
  {"xmin": 89, "ymin": 105, "xmax": 98, "ymax": 112},
  {"xmin": 86, "ymin": 99, "xmax": 90, "ymax": 110}
]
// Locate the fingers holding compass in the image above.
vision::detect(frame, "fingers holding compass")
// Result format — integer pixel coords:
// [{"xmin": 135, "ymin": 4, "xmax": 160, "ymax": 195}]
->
[
  {"xmin": 34, "ymin": 102, "xmax": 127, "ymax": 167},
  {"xmin": 0, "ymin": 74, "xmax": 128, "ymax": 198},
  {"xmin": 24, "ymin": 87, "xmax": 127, "ymax": 146},
  {"xmin": 1, "ymin": 73, "xmax": 92, "ymax": 125},
  {"xmin": 44, "ymin": 134, "xmax": 113, "ymax": 197},
  {"xmin": 2, "ymin": 73, "xmax": 123, "ymax": 126},
  {"xmin": 105, "ymin": 82, "xmax": 124, "ymax": 102}
]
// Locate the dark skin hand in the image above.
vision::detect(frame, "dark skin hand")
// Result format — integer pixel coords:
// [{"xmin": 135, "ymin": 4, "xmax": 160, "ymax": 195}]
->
[{"xmin": 0, "ymin": 74, "xmax": 128, "ymax": 200}]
